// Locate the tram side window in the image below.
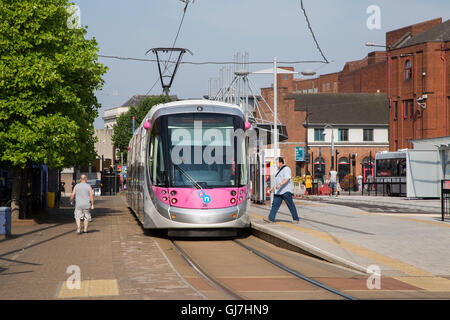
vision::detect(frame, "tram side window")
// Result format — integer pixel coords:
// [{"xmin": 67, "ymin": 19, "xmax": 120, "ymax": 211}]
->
[
  {"xmin": 376, "ymin": 159, "xmax": 392, "ymax": 177},
  {"xmin": 238, "ymin": 138, "xmax": 248, "ymax": 186},
  {"xmin": 399, "ymin": 158, "xmax": 406, "ymax": 177},
  {"xmin": 149, "ymin": 129, "xmax": 166, "ymax": 186},
  {"xmin": 392, "ymin": 159, "xmax": 399, "ymax": 177}
]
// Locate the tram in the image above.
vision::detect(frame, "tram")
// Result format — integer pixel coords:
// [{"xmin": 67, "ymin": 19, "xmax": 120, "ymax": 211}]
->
[
  {"xmin": 374, "ymin": 150, "xmax": 407, "ymax": 196},
  {"xmin": 126, "ymin": 100, "xmax": 251, "ymax": 236}
]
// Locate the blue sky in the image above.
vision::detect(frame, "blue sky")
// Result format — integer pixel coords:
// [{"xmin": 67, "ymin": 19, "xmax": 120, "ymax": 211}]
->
[{"xmin": 70, "ymin": 0, "xmax": 450, "ymax": 128}]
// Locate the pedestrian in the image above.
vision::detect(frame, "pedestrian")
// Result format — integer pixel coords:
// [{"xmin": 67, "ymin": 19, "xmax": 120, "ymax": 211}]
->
[
  {"xmin": 55, "ymin": 184, "xmax": 61, "ymax": 208},
  {"xmin": 263, "ymin": 157, "xmax": 300, "ymax": 224},
  {"xmin": 60, "ymin": 181, "xmax": 66, "ymax": 196},
  {"xmin": 367, "ymin": 173, "xmax": 374, "ymax": 191},
  {"xmin": 305, "ymin": 171, "xmax": 312, "ymax": 196},
  {"xmin": 329, "ymin": 168, "xmax": 338, "ymax": 196},
  {"xmin": 69, "ymin": 174, "xmax": 94, "ymax": 234}
]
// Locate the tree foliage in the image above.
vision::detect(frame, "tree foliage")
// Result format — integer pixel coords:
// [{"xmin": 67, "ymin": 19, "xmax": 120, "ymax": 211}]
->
[
  {"xmin": 0, "ymin": 0, "xmax": 107, "ymax": 169},
  {"xmin": 112, "ymin": 95, "xmax": 168, "ymax": 152}
]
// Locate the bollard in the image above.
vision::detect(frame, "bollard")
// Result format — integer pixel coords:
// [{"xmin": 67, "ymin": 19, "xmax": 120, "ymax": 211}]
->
[
  {"xmin": 0, "ymin": 207, "xmax": 12, "ymax": 237},
  {"xmin": 47, "ymin": 192, "xmax": 55, "ymax": 208}
]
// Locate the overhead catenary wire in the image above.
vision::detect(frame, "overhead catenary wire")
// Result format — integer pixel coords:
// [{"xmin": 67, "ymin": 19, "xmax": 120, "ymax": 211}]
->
[
  {"xmin": 145, "ymin": 0, "xmax": 192, "ymax": 95},
  {"xmin": 300, "ymin": 0, "xmax": 329, "ymax": 63},
  {"xmin": 98, "ymin": 54, "xmax": 329, "ymax": 65}
]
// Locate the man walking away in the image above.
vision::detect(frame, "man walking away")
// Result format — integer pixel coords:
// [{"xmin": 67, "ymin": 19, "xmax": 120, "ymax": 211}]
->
[
  {"xmin": 329, "ymin": 169, "xmax": 338, "ymax": 196},
  {"xmin": 264, "ymin": 157, "xmax": 300, "ymax": 224},
  {"xmin": 70, "ymin": 175, "xmax": 94, "ymax": 234}
]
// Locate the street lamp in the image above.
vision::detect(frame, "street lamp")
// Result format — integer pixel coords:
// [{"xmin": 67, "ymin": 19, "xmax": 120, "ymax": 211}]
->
[
  {"xmin": 301, "ymin": 71, "xmax": 316, "ymax": 173},
  {"xmin": 324, "ymin": 124, "xmax": 335, "ymax": 170},
  {"xmin": 365, "ymin": 42, "xmax": 392, "ymax": 106},
  {"xmin": 366, "ymin": 41, "xmax": 392, "ymax": 152},
  {"xmin": 251, "ymin": 65, "xmax": 315, "ymax": 204}
]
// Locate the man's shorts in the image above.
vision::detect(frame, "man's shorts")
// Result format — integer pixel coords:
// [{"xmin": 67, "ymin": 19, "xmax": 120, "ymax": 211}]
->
[
  {"xmin": 74, "ymin": 208, "xmax": 92, "ymax": 221},
  {"xmin": 329, "ymin": 182, "xmax": 336, "ymax": 189}
]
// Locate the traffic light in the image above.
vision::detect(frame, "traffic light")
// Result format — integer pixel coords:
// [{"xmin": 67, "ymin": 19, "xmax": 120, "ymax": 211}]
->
[{"xmin": 305, "ymin": 154, "xmax": 310, "ymax": 163}]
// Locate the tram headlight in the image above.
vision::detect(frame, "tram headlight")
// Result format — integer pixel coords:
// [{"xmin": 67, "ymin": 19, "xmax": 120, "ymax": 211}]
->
[
  {"xmin": 230, "ymin": 198, "xmax": 236, "ymax": 204},
  {"xmin": 231, "ymin": 190, "xmax": 237, "ymax": 196},
  {"xmin": 170, "ymin": 190, "xmax": 177, "ymax": 196},
  {"xmin": 163, "ymin": 197, "xmax": 168, "ymax": 202},
  {"xmin": 171, "ymin": 198, "xmax": 178, "ymax": 205},
  {"xmin": 161, "ymin": 190, "xmax": 167, "ymax": 195},
  {"xmin": 239, "ymin": 197, "xmax": 243, "ymax": 201}
]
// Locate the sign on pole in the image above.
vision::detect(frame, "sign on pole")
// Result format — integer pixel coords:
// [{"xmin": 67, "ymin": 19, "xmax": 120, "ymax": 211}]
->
[{"xmin": 295, "ymin": 146, "xmax": 305, "ymax": 162}]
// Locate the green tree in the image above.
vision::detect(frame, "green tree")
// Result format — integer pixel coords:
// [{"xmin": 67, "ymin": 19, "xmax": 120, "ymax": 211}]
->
[
  {"xmin": 0, "ymin": 0, "xmax": 107, "ymax": 218},
  {"xmin": 112, "ymin": 95, "xmax": 168, "ymax": 157}
]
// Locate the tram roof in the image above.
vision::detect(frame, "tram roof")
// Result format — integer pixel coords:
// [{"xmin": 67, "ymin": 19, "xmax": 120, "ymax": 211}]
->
[{"xmin": 136, "ymin": 99, "xmax": 244, "ymax": 131}]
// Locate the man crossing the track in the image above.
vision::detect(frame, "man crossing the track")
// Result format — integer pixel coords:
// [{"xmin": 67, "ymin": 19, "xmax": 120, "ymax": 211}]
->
[{"xmin": 264, "ymin": 157, "xmax": 300, "ymax": 224}]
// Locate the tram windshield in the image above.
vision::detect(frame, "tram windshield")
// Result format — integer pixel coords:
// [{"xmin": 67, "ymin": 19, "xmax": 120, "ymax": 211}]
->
[{"xmin": 149, "ymin": 113, "xmax": 247, "ymax": 189}]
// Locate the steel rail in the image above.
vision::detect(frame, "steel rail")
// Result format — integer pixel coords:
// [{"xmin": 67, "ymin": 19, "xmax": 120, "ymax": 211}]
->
[
  {"xmin": 233, "ymin": 239, "xmax": 358, "ymax": 300},
  {"xmin": 170, "ymin": 240, "xmax": 246, "ymax": 300}
]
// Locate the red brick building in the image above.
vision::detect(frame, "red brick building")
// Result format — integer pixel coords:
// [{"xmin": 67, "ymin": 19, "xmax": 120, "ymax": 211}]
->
[
  {"xmin": 258, "ymin": 72, "xmax": 388, "ymax": 181},
  {"xmin": 256, "ymin": 18, "xmax": 450, "ymax": 181},
  {"xmin": 387, "ymin": 18, "xmax": 450, "ymax": 150}
]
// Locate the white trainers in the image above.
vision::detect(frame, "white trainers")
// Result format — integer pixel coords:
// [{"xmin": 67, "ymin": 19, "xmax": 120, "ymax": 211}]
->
[{"xmin": 76, "ymin": 227, "xmax": 81, "ymax": 234}]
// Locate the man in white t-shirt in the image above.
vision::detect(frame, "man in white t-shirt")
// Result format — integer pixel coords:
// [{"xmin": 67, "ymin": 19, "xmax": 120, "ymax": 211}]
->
[
  {"xmin": 329, "ymin": 169, "xmax": 338, "ymax": 196},
  {"xmin": 263, "ymin": 157, "xmax": 300, "ymax": 224}
]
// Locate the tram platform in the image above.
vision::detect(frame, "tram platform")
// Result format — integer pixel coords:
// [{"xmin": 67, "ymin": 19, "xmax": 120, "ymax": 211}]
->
[
  {"xmin": 249, "ymin": 197, "xmax": 450, "ymax": 293},
  {"xmin": 0, "ymin": 195, "xmax": 204, "ymax": 300}
]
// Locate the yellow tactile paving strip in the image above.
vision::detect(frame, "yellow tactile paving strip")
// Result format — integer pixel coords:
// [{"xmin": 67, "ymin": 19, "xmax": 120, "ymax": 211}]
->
[
  {"xmin": 58, "ymin": 279, "xmax": 119, "ymax": 298},
  {"xmin": 251, "ymin": 213, "xmax": 450, "ymax": 292},
  {"xmin": 393, "ymin": 216, "xmax": 450, "ymax": 228},
  {"xmin": 351, "ymin": 210, "xmax": 450, "ymax": 228}
]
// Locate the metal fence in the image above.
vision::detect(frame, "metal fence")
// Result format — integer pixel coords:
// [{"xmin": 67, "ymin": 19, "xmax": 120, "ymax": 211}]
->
[{"xmin": 361, "ymin": 178, "xmax": 406, "ymax": 197}]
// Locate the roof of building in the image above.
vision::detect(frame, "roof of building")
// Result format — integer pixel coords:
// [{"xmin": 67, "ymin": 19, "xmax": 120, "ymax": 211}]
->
[
  {"xmin": 103, "ymin": 94, "xmax": 179, "ymax": 112},
  {"xmin": 287, "ymin": 93, "xmax": 389, "ymax": 125},
  {"xmin": 399, "ymin": 19, "xmax": 450, "ymax": 48}
]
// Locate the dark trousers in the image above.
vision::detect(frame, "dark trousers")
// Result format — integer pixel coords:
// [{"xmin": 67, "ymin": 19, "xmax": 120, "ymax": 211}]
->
[{"xmin": 268, "ymin": 192, "xmax": 299, "ymax": 222}]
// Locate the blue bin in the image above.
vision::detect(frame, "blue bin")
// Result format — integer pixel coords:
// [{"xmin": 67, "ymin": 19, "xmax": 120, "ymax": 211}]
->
[{"xmin": 0, "ymin": 207, "xmax": 11, "ymax": 235}]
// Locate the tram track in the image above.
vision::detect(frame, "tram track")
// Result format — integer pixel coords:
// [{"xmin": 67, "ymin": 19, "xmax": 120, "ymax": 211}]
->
[
  {"xmin": 169, "ymin": 236, "xmax": 358, "ymax": 300},
  {"xmin": 171, "ymin": 240, "xmax": 246, "ymax": 300}
]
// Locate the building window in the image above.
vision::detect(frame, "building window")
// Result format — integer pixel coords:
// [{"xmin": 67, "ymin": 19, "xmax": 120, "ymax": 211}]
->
[
  {"xmin": 403, "ymin": 100, "xmax": 409, "ymax": 119},
  {"xmin": 363, "ymin": 129, "xmax": 374, "ymax": 142},
  {"xmin": 338, "ymin": 128, "xmax": 349, "ymax": 141},
  {"xmin": 282, "ymin": 75, "xmax": 289, "ymax": 80},
  {"xmin": 314, "ymin": 128, "xmax": 325, "ymax": 141},
  {"xmin": 394, "ymin": 101, "xmax": 398, "ymax": 120},
  {"xmin": 409, "ymin": 99, "xmax": 414, "ymax": 119},
  {"xmin": 405, "ymin": 60, "xmax": 412, "ymax": 80}
]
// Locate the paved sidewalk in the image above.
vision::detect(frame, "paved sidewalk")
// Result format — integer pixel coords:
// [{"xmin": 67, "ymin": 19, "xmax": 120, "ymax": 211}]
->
[
  {"xmin": 0, "ymin": 196, "xmax": 203, "ymax": 300},
  {"xmin": 300, "ymin": 195, "xmax": 441, "ymax": 213},
  {"xmin": 250, "ymin": 198, "xmax": 450, "ymax": 294}
]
